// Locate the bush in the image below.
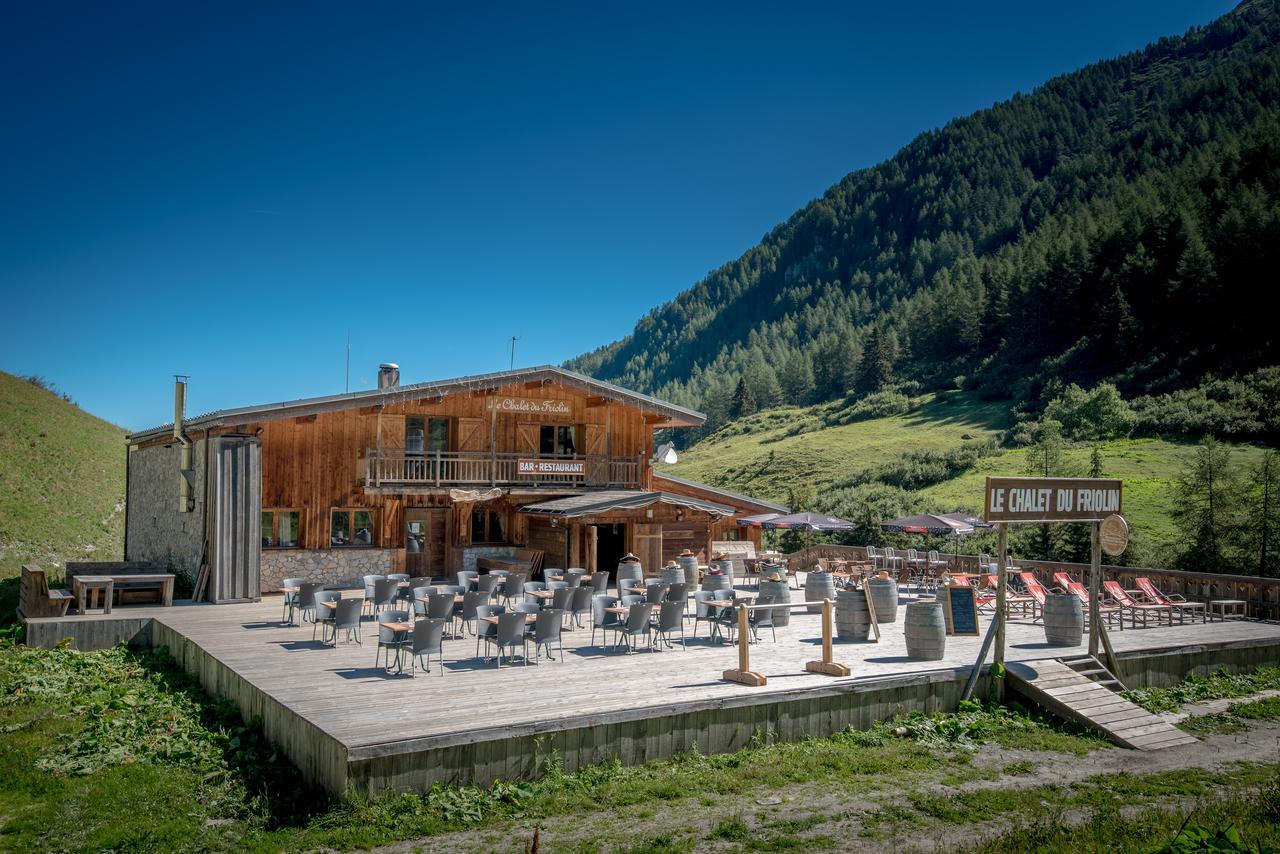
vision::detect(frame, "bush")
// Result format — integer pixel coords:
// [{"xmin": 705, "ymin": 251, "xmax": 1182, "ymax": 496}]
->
[
  {"xmin": 1042, "ymin": 383, "xmax": 1134, "ymax": 441},
  {"xmin": 1131, "ymin": 367, "xmax": 1280, "ymax": 441},
  {"xmin": 825, "ymin": 389, "xmax": 912, "ymax": 425},
  {"xmin": 835, "ymin": 441, "xmax": 1003, "ymax": 491}
]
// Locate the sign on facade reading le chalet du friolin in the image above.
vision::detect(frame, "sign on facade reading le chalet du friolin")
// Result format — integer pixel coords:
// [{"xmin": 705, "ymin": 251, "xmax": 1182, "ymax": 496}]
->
[
  {"xmin": 983, "ymin": 476, "xmax": 1123, "ymax": 523},
  {"xmin": 487, "ymin": 398, "xmax": 572, "ymax": 414}
]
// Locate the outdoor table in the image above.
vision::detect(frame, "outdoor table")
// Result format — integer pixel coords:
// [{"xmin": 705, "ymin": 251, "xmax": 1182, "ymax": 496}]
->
[
  {"xmin": 707, "ymin": 598, "xmax": 755, "ymax": 643},
  {"xmin": 527, "ymin": 589, "xmax": 555, "ymax": 601},
  {"xmin": 478, "ymin": 614, "xmax": 536, "ymax": 625},
  {"xmin": 73, "ymin": 576, "xmax": 114, "ymax": 615},
  {"xmin": 603, "ymin": 603, "xmax": 657, "ymax": 617},
  {"xmin": 1209, "ymin": 599, "xmax": 1247, "ymax": 621},
  {"xmin": 381, "ymin": 621, "xmax": 413, "ymax": 672}
]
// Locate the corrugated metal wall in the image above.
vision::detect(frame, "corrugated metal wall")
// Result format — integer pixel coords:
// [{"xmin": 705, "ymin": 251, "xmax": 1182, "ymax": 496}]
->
[{"xmin": 211, "ymin": 436, "xmax": 261, "ymax": 603}]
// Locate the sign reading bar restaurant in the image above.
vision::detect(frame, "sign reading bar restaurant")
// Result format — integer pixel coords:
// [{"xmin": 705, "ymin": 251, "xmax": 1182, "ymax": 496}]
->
[
  {"xmin": 983, "ymin": 476, "xmax": 1123, "ymax": 523},
  {"xmin": 518, "ymin": 458, "xmax": 585, "ymax": 477},
  {"xmin": 487, "ymin": 398, "xmax": 571, "ymax": 414}
]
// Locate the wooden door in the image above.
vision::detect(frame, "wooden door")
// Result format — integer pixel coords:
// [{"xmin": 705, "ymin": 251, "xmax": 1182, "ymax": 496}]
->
[
  {"xmin": 456, "ymin": 418, "xmax": 487, "ymax": 451},
  {"xmin": 632, "ymin": 523, "xmax": 663, "ymax": 577},
  {"xmin": 516, "ymin": 422, "xmax": 540, "ymax": 455},
  {"xmin": 584, "ymin": 424, "xmax": 606, "ymax": 482},
  {"xmin": 405, "ymin": 509, "xmax": 447, "ymax": 578}
]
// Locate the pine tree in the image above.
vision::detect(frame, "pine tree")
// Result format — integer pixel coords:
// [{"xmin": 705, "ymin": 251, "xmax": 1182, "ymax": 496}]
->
[
  {"xmin": 729, "ymin": 377, "xmax": 757, "ymax": 420},
  {"xmin": 857, "ymin": 328, "xmax": 894, "ymax": 394},
  {"xmin": 1025, "ymin": 420, "xmax": 1068, "ymax": 560},
  {"xmin": 1173, "ymin": 436, "xmax": 1240, "ymax": 574},
  {"xmin": 1245, "ymin": 450, "xmax": 1280, "ymax": 577},
  {"xmin": 779, "ymin": 351, "xmax": 815, "ymax": 405}
]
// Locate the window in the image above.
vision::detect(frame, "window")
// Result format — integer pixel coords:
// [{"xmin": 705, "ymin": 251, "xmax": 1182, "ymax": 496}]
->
[
  {"xmin": 331, "ymin": 508, "xmax": 377, "ymax": 547},
  {"xmin": 261, "ymin": 509, "xmax": 302, "ymax": 548},
  {"xmin": 539, "ymin": 424, "xmax": 576, "ymax": 456},
  {"xmin": 406, "ymin": 417, "xmax": 449, "ymax": 454},
  {"xmin": 470, "ymin": 507, "xmax": 507, "ymax": 544}
]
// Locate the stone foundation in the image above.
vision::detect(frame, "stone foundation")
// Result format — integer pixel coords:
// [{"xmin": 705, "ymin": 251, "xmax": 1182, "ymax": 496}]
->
[
  {"xmin": 461, "ymin": 546, "xmax": 517, "ymax": 574},
  {"xmin": 260, "ymin": 548, "xmax": 393, "ymax": 592}
]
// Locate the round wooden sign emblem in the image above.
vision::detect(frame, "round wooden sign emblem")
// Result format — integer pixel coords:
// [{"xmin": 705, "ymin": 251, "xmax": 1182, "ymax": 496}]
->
[{"xmin": 1099, "ymin": 514, "xmax": 1129, "ymax": 557}]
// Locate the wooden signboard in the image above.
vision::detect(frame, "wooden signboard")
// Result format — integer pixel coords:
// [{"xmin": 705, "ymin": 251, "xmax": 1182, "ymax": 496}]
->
[
  {"xmin": 863, "ymin": 584, "xmax": 881, "ymax": 642},
  {"xmin": 983, "ymin": 477, "xmax": 1122, "ymax": 523},
  {"xmin": 518, "ymin": 458, "xmax": 585, "ymax": 477},
  {"xmin": 488, "ymin": 398, "xmax": 571, "ymax": 415},
  {"xmin": 1099, "ymin": 514, "xmax": 1129, "ymax": 556},
  {"xmin": 941, "ymin": 584, "xmax": 980, "ymax": 636}
]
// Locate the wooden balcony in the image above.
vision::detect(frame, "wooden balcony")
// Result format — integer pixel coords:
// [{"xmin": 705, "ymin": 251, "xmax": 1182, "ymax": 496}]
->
[{"xmin": 364, "ymin": 450, "xmax": 644, "ymax": 491}]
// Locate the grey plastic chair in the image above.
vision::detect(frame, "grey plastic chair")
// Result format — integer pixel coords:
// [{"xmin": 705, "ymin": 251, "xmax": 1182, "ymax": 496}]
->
[
  {"xmin": 474, "ymin": 604, "xmax": 505, "ymax": 658},
  {"xmin": 692, "ymin": 590, "xmax": 718, "ymax": 637},
  {"xmin": 712, "ymin": 594, "xmax": 741, "ymax": 644},
  {"xmin": 312, "ymin": 590, "xmax": 340, "ymax": 642},
  {"xmin": 570, "ymin": 586, "xmax": 594, "ymax": 628},
  {"xmin": 655, "ymin": 600, "xmax": 686, "ymax": 650},
  {"xmin": 486, "ymin": 611, "xmax": 529, "ymax": 667},
  {"xmin": 590, "ymin": 572, "xmax": 611, "ymax": 594},
  {"xmin": 565, "ymin": 569, "xmax": 586, "ymax": 589},
  {"xmin": 665, "ymin": 582, "xmax": 688, "ymax": 605},
  {"xmin": 410, "ymin": 618, "xmax": 447, "ymax": 677},
  {"xmin": 460, "ymin": 590, "xmax": 486, "ymax": 636},
  {"xmin": 546, "ymin": 580, "xmax": 568, "ymax": 591},
  {"xmin": 477, "ymin": 574, "xmax": 500, "ymax": 599},
  {"xmin": 750, "ymin": 593, "xmax": 777, "ymax": 643},
  {"xmin": 281, "ymin": 577, "xmax": 306, "ymax": 624},
  {"xmin": 411, "ymin": 586, "xmax": 435, "ymax": 617},
  {"xmin": 375, "ymin": 609, "xmax": 411, "ymax": 670},
  {"xmin": 533, "ymin": 609, "xmax": 565, "ymax": 662},
  {"xmin": 297, "ymin": 582, "xmax": 324, "ymax": 624},
  {"xmin": 591, "ymin": 594, "xmax": 622, "ymax": 647},
  {"xmin": 645, "ymin": 583, "xmax": 669, "ymax": 604},
  {"xmin": 502, "ymin": 573, "xmax": 528, "ymax": 605},
  {"xmin": 427, "ymin": 593, "xmax": 457, "ymax": 637},
  {"xmin": 616, "ymin": 602, "xmax": 654, "ymax": 653},
  {"xmin": 331, "ymin": 598, "xmax": 364, "ymax": 646},
  {"xmin": 550, "ymin": 586, "xmax": 575, "ymax": 620},
  {"xmin": 523, "ymin": 581, "xmax": 547, "ymax": 605},
  {"xmin": 371, "ymin": 578, "xmax": 400, "ymax": 616},
  {"xmin": 620, "ymin": 593, "xmax": 644, "ymax": 608},
  {"xmin": 388, "ymin": 573, "xmax": 411, "ymax": 601},
  {"xmin": 363, "ymin": 574, "xmax": 386, "ymax": 615},
  {"xmin": 455, "ymin": 570, "xmax": 478, "ymax": 592},
  {"xmin": 542, "ymin": 568, "xmax": 565, "ymax": 584}
]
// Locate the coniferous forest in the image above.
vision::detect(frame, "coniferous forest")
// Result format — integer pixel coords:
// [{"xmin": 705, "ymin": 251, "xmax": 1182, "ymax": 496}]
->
[{"xmin": 567, "ymin": 0, "xmax": 1280, "ymax": 445}]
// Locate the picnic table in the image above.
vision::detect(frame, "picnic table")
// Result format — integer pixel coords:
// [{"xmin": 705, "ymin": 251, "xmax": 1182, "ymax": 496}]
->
[
  {"xmin": 71, "ymin": 573, "xmax": 175, "ymax": 610},
  {"xmin": 72, "ymin": 576, "xmax": 114, "ymax": 614}
]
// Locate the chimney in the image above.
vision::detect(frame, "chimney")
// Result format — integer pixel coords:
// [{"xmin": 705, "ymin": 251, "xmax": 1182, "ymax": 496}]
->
[
  {"xmin": 174, "ymin": 375, "xmax": 193, "ymax": 513},
  {"xmin": 377, "ymin": 363, "xmax": 400, "ymax": 389}
]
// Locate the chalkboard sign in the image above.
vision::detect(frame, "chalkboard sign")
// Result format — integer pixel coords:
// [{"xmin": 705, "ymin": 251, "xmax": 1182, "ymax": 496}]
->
[{"xmin": 941, "ymin": 585, "xmax": 980, "ymax": 636}]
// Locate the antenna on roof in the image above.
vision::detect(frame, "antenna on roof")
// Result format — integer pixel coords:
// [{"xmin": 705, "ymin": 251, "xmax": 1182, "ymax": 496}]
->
[
  {"xmin": 345, "ymin": 331, "xmax": 351, "ymax": 394},
  {"xmin": 509, "ymin": 335, "xmax": 519, "ymax": 370}
]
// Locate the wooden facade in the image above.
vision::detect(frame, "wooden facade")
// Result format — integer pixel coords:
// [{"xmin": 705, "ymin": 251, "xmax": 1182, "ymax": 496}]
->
[{"xmin": 129, "ymin": 368, "xmax": 782, "ymax": 582}]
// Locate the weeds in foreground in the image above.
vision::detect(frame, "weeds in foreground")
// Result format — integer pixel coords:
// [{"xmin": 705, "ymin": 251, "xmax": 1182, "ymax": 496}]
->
[{"xmin": 1123, "ymin": 667, "xmax": 1280, "ymax": 713}]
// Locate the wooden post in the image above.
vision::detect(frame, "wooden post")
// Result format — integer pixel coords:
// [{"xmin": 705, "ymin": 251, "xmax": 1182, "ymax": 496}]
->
[
  {"xmin": 805, "ymin": 597, "xmax": 851, "ymax": 677},
  {"xmin": 722, "ymin": 603, "xmax": 766, "ymax": 686},
  {"xmin": 1089, "ymin": 521, "xmax": 1101, "ymax": 657},
  {"xmin": 993, "ymin": 521, "xmax": 1009, "ymax": 702}
]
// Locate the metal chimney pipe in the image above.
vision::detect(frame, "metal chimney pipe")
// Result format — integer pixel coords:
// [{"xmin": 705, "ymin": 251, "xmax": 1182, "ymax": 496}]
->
[
  {"xmin": 174, "ymin": 376, "xmax": 193, "ymax": 513},
  {"xmin": 378, "ymin": 363, "xmax": 400, "ymax": 389}
]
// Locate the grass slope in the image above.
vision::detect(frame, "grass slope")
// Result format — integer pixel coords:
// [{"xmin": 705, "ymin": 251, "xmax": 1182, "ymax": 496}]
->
[
  {"xmin": 0, "ymin": 371, "xmax": 126, "ymax": 582},
  {"xmin": 666, "ymin": 392, "xmax": 1270, "ymax": 560},
  {"xmin": 665, "ymin": 393, "xmax": 1009, "ymax": 503}
]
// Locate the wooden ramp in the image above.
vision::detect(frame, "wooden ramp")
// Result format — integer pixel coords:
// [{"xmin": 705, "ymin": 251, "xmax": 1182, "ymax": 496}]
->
[{"xmin": 1006, "ymin": 657, "xmax": 1197, "ymax": 750}]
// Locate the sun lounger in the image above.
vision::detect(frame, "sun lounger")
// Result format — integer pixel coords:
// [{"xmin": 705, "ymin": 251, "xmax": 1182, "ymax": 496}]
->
[
  {"xmin": 1135, "ymin": 578, "xmax": 1207, "ymax": 624},
  {"xmin": 1103, "ymin": 580, "xmax": 1174, "ymax": 628},
  {"xmin": 1066, "ymin": 581, "xmax": 1124, "ymax": 630}
]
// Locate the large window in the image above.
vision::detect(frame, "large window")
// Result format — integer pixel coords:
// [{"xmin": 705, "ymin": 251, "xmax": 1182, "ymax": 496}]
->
[
  {"xmin": 261, "ymin": 509, "xmax": 302, "ymax": 548},
  {"xmin": 539, "ymin": 424, "xmax": 576, "ymax": 456},
  {"xmin": 406, "ymin": 417, "xmax": 450, "ymax": 454},
  {"xmin": 331, "ymin": 508, "xmax": 377, "ymax": 547},
  {"xmin": 470, "ymin": 507, "xmax": 507, "ymax": 544}
]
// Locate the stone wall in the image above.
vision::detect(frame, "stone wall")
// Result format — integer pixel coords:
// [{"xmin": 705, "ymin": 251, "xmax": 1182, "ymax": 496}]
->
[
  {"xmin": 126, "ymin": 440, "xmax": 206, "ymax": 581},
  {"xmin": 260, "ymin": 548, "xmax": 393, "ymax": 592},
  {"xmin": 460, "ymin": 545, "xmax": 516, "ymax": 574}
]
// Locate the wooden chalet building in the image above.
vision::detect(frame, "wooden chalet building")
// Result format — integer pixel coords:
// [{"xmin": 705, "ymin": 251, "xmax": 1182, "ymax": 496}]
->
[{"xmin": 124, "ymin": 365, "xmax": 786, "ymax": 600}]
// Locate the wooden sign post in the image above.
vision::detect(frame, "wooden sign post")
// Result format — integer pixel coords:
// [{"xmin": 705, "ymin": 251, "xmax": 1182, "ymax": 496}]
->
[{"xmin": 980, "ymin": 476, "xmax": 1125, "ymax": 702}]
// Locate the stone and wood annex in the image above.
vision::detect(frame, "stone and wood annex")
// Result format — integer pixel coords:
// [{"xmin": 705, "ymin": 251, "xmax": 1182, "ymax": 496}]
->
[{"xmin": 123, "ymin": 364, "xmax": 786, "ymax": 598}]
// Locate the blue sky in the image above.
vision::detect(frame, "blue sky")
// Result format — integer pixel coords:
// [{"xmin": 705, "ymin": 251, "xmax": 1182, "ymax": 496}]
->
[{"xmin": 0, "ymin": 1, "xmax": 1233, "ymax": 430}]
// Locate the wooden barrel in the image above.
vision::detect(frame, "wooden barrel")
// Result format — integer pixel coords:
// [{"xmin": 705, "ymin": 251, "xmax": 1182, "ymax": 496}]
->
[
  {"xmin": 867, "ymin": 578, "xmax": 899, "ymax": 623},
  {"xmin": 661, "ymin": 565, "xmax": 685, "ymax": 586},
  {"xmin": 702, "ymin": 574, "xmax": 733, "ymax": 595},
  {"xmin": 804, "ymin": 572, "xmax": 836, "ymax": 614},
  {"xmin": 904, "ymin": 600, "xmax": 946, "ymax": 661},
  {"xmin": 835, "ymin": 588, "xmax": 871, "ymax": 641},
  {"xmin": 1043, "ymin": 593, "xmax": 1084, "ymax": 646},
  {"xmin": 710, "ymin": 558, "xmax": 734, "ymax": 577},
  {"xmin": 616, "ymin": 562, "xmax": 643, "ymax": 594},
  {"xmin": 678, "ymin": 554, "xmax": 700, "ymax": 586},
  {"xmin": 759, "ymin": 579, "xmax": 792, "ymax": 627}
]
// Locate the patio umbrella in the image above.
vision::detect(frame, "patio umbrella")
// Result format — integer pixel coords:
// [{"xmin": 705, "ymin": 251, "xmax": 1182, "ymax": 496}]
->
[
  {"xmin": 757, "ymin": 511, "xmax": 856, "ymax": 558},
  {"xmin": 736, "ymin": 512, "xmax": 784, "ymax": 528},
  {"xmin": 879, "ymin": 511, "xmax": 991, "ymax": 560}
]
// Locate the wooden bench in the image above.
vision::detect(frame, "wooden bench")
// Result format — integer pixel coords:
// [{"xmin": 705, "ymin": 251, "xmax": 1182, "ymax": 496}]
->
[
  {"xmin": 17, "ymin": 564, "xmax": 73, "ymax": 619},
  {"xmin": 65, "ymin": 561, "xmax": 171, "ymax": 608}
]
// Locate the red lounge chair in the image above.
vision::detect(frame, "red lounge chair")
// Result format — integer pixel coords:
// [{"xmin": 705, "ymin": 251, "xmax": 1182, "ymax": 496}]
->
[
  {"xmin": 1066, "ymin": 582, "xmax": 1124, "ymax": 630},
  {"xmin": 1135, "ymin": 578, "xmax": 1207, "ymax": 624},
  {"xmin": 1017, "ymin": 571, "xmax": 1049, "ymax": 621},
  {"xmin": 1103, "ymin": 580, "xmax": 1174, "ymax": 628},
  {"xmin": 1052, "ymin": 571, "xmax": 1076, "ymax": 593},
  {"xmin": 978, "ymin": 573, "xmax": 1036, "ymax": 616}
]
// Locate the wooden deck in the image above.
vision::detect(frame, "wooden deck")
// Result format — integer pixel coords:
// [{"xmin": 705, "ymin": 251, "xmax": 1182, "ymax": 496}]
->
[
  {"xmin": 24, "ymin": 590, "xmax": 1280, "ymax": 795},
  {"xmin": 1006, "ymin": 658, "xmax": 1198, "ymax": 750}
]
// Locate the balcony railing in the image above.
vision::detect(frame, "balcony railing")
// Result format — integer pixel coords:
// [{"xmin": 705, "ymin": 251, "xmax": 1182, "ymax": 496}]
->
[{"xmin": 364, "ymin": 449, "xmax": 644, "ymax": 490}]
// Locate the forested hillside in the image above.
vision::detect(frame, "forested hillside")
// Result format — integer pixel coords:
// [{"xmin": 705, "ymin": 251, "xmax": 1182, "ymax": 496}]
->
[{"xmin": 568, "ymin": 0, "xmax": 1280, "ymax": 441}]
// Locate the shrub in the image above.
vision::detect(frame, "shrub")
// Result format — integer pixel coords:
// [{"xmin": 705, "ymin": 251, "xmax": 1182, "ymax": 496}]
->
[{"xmin": 1042, "ymin": 383, "xmax": 1134, "ymax": 441}]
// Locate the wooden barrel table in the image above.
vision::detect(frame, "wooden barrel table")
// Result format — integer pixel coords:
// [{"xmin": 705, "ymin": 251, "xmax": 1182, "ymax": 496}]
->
[
  {"xmin": 616, "ymin": 561, "xmax": 643, "ymax": 595},
  {"xmin": 702, "ymin": 573, "xmax": 733, "ymax": 595},
  {"xmin": 867, "ymin": 578, "xmax": 899, "ymax": 623},
  {"xmin": 678, "ymin": 554, "xmax": 700, "ymax": 587},
  {"xmin": 759, "ymin": 578, "xmax": 792, "ymax": 626},
  {"xmin": 804, "ymin": 571, "xmax": 836, "ymax": 614},
  {"xmin": 835, "ymin": 587, "xmax": 872, "ymax": 641},
  {"xmin": 904, "ymin": 600, "xmax": 946, "ymax": 661},
  {"xmin": 1043, "ymin": 593, "xmax": 1084, "ymax": 645}
]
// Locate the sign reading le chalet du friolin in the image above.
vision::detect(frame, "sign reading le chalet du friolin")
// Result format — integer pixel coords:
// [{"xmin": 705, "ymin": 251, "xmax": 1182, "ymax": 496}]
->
[
  {"xmin": 983, "ymin": 476, "xmax": 1123, "ymax": 523},
  {"xmin": 487, "ymin": 397, "xmax": 571, "ymax": 414}
]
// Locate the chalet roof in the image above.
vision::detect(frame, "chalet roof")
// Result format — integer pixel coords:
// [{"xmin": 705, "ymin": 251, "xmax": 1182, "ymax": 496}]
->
[
  {"xmin": 517, "ymin": 490, "xmax": 735, "ymax": 519},
  {"xmin": 652, "ymin": 471, "xmax": 790, "ymax": 515},
  {"xmin": 127, "ymin": 365, "xmax": 705, "ymax": 442}
]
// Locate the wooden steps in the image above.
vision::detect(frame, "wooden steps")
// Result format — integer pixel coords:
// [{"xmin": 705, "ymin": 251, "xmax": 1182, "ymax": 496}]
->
[{"xmin": 1007, "ymin": 658, "xmax": 1197, "ymax": 750}]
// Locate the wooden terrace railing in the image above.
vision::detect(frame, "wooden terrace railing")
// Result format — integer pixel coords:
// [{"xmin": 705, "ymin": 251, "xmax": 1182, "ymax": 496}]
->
[
  {"xmin": 786, "ymin": 544, "xmax": 1280, "ymax": 621},
  {"xmin": 364, "ymin": 450, "xmax": 644, "ymax": 490}
]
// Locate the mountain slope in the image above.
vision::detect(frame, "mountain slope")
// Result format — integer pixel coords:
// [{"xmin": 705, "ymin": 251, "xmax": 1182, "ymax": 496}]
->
[
  {"xmin": 0, "ymin": 371, "xmax": 126, "ymax": 582},
  {"xmin": 568, "ymin": 0, "xmax": 1280, "ymax": 438}
]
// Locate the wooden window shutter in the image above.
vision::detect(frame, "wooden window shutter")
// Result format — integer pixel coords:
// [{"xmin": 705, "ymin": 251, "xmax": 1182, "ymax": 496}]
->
[
  {"xmin": 456, "ymin": 417, "xmax": 487, "ymax": 452},
  {"xmin": 516, "ymin": 422, "xmax": 540, "ymax": 455}
]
